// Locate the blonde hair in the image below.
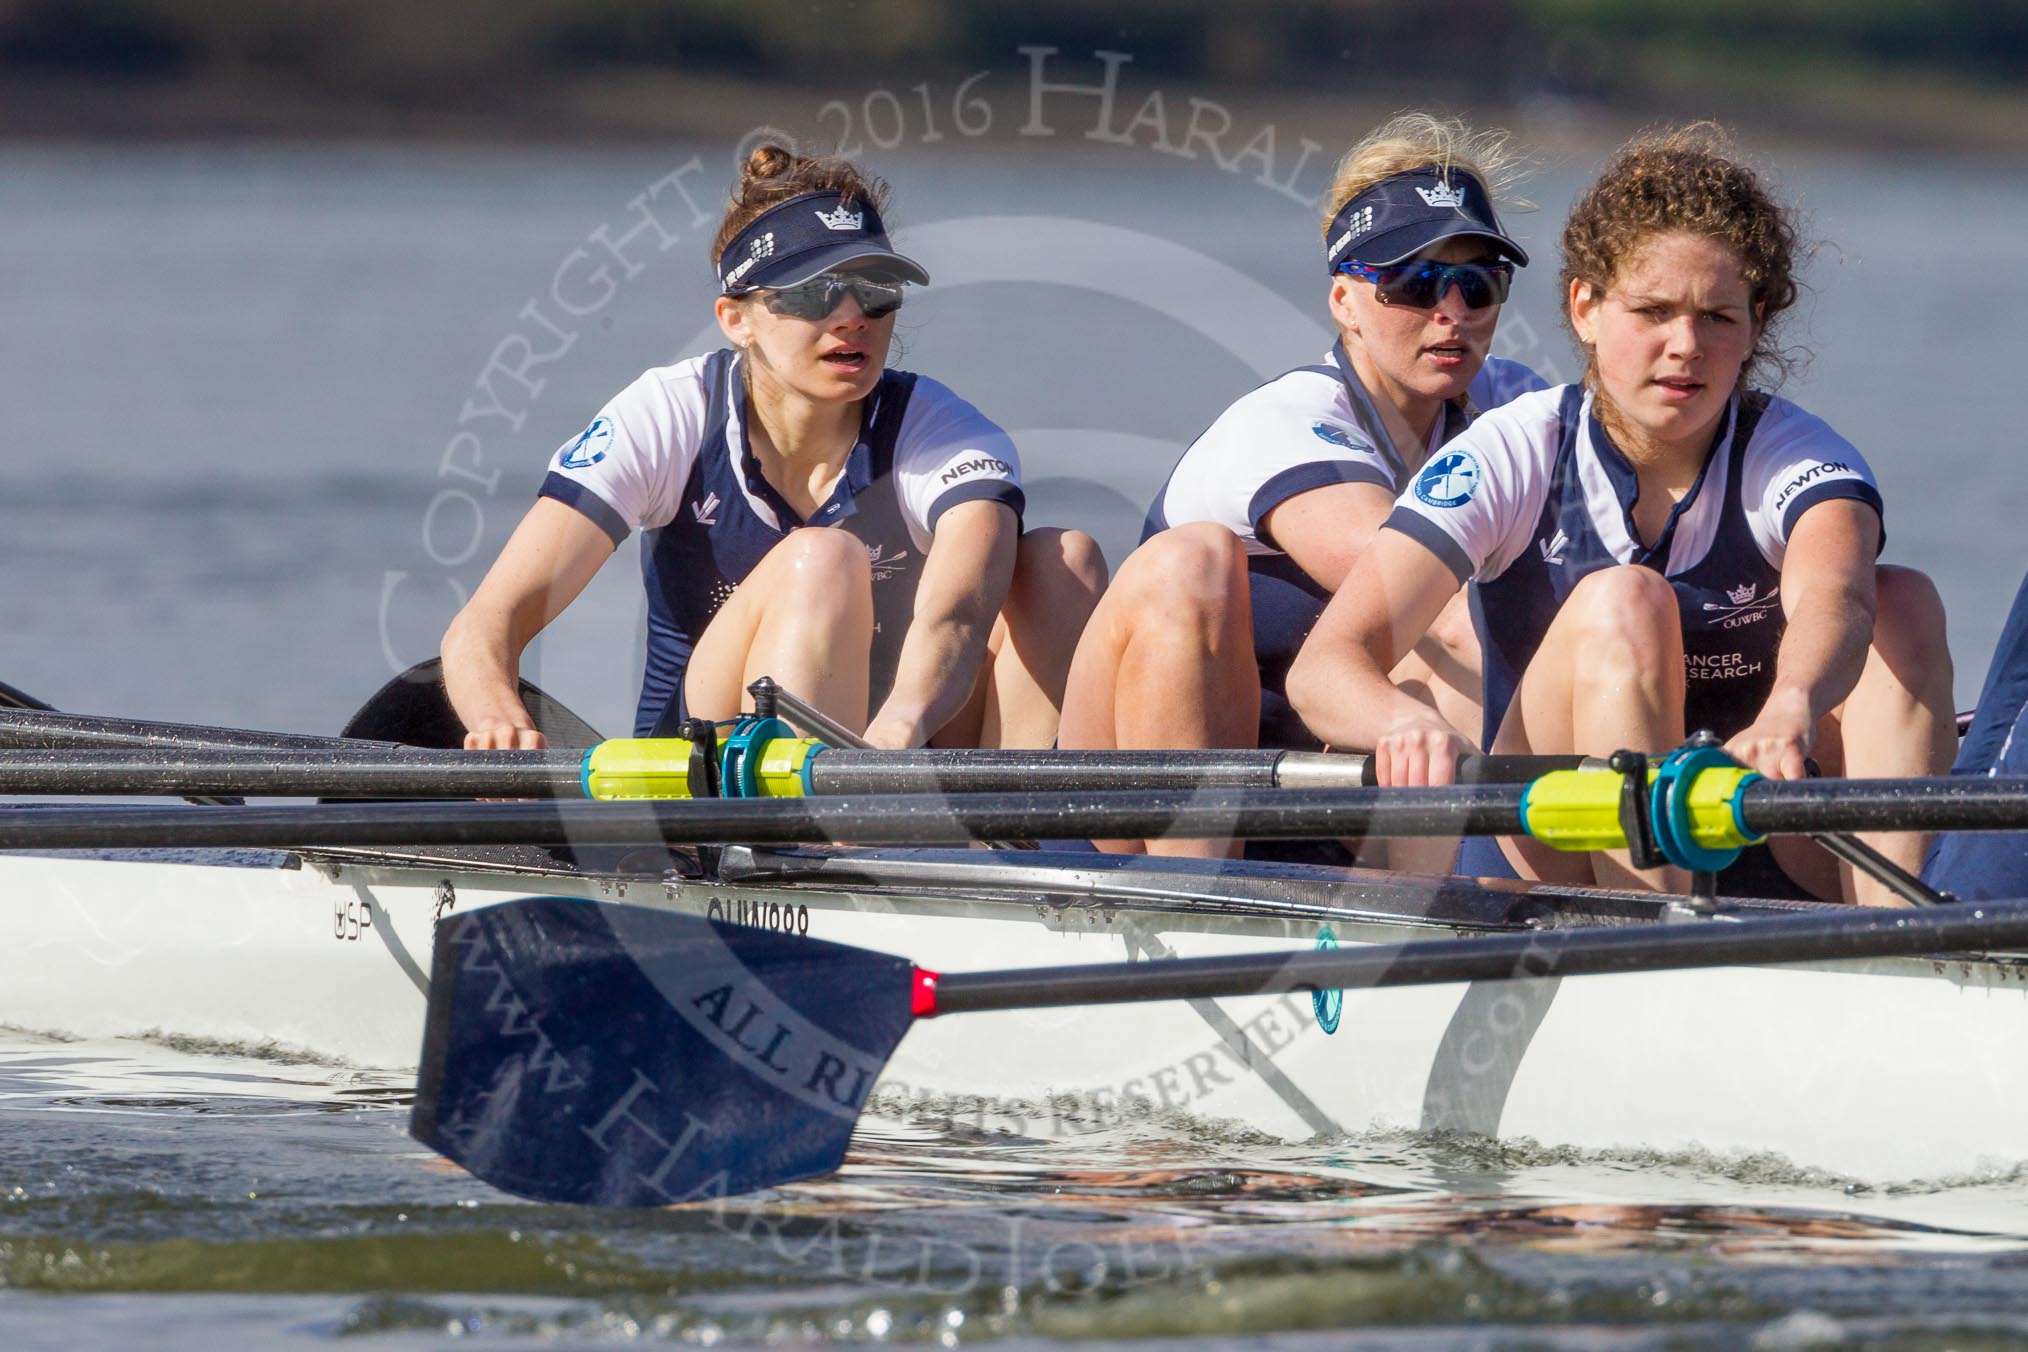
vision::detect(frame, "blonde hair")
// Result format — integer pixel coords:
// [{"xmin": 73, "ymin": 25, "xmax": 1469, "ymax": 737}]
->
[{"xmin": 1321, "ymin": 112, "xmax": 1529, "ymax": 241}]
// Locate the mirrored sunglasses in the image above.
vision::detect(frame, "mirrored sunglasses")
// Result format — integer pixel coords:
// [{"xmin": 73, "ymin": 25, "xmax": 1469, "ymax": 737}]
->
[
  {"xmin": 1337, "ymin": 258, "xmax": 1514, "ymax": 309},
  {"xmin": 759, "ymin": 271, "xmax": 907, "ymax": 321}
]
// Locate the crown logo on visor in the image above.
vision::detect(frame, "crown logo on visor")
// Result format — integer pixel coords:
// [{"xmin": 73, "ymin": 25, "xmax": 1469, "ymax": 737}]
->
[
  {"xmin": 815, "ymin": 204, "xmax": 865, "ymax": 231},
  {"xmin": 1416, "ymin": 179, "xmax": 1468, "ymax": 209}
]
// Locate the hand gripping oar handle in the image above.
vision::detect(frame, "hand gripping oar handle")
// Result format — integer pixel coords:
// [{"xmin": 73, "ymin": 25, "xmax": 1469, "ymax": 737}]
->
[{"xmin": 1344, "ymin": 752, "xmax": 1593, "ymax": 789}]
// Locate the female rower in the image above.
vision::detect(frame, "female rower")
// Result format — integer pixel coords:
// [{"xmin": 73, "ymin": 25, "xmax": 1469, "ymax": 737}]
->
[
  {"xmin": 1057, "ymin": 113, "xmax": 1544, "ymax": 858},
  {"xmin": 1288, "ymin": 125, "xmax": 1956, "ymax": 906},
  {"xmin": 443, "ymin": 146, "xmax": 1105, "ymax": 751}
]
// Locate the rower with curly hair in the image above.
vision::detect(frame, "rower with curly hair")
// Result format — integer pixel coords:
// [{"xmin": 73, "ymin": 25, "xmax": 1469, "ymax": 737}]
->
[{"xmin": 1290, "ymin": 124, "xmax": 1956, "ymax": 905}]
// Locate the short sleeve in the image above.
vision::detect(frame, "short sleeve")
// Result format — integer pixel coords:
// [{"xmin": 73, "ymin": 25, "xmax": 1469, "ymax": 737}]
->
[
  {"xmin": 536, "ymin": 359, "xmax": 709, "ymax": 545},
  {"xmin": 1383, "ymin": 386, "xmax": 1564, "ymax": 584},
  {"xmin": 1740, "ymin": 398, "xmax": 1885, "ymax": 565},
  {"xmin": 1154, "ymin": 368, "xmax": 1396, "ymax": 552},
  {"xmin": 893, "ymin": 376, "xmax": 1025, "ymax": 539}
]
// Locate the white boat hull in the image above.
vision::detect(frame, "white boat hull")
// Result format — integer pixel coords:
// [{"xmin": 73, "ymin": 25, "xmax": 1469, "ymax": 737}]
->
[{"xmin": 6, "ymin": 845, "xmax": 2026, "ymax": 1183}]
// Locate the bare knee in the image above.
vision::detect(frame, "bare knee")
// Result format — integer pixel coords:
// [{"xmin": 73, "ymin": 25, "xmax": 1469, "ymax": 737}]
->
[
  {"xmin": 1112, "ymin": 522, "xmax": 1247, "ymax": 619},
  {"xmin": 1014, "ymin": 526, "xmax": 1109, "ymax": 602},
  {"xmin": 775, "ymin": 528, "xmax": 873, "ymax": 593},
  {"xmin": 1866, "ymin": 564, "xmax": 1952, "ymax": 698},
  {"xmin": 1872, "ymin": 564, "xmax": 1949, "ymax": 657},
  {"xmin": 1565, "ymin": 566, "xmax": 1682, "ymax": 682}
]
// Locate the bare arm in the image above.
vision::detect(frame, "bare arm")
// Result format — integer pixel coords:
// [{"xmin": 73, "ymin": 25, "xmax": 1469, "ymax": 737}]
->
[
  {"xmin": 862, "ymin": 499, "xmax": 1019, "ymax": 749},
  {"xmin": 1269, "ymin": 484, "xmax": 1480, "ymax": 681},
  {"xmin": 1286, "ymin": 528, "xmax": 1468, "ymax": 784},
  {"xmin": 440, "ymin": 498, "xmax": 617, "ymax": 749},
  {"xmin": 1725, "ymin": 500, "xmax": 1881, "ymax": 779},
  {"xmin": 1263, "ymin": 481, "xmax": 1394, "ymax": 592}
]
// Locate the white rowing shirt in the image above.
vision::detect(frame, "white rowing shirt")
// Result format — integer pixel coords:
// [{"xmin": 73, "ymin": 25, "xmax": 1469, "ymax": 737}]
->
[
  {"xmin": 540, "ymin": 349, "xmax": 1024, "ymax": 734},
  {"xmin": 1385, "ymin": 383, "xmax": 1884, "ymax": 743},
  {"xmin": 1143, "ymin": 344, "xmax": 1546, "ymax": 552}
]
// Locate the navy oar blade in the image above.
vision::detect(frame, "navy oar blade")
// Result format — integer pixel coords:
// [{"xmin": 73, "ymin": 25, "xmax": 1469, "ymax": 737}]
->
[{"xmin": 412, "ymin": 898, "xmax": 916, "ymax": 1206}]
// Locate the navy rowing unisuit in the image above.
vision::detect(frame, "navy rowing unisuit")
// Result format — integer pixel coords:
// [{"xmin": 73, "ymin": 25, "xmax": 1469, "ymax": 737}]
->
[
  {"xmin": 539, "ymin": 349, "xmax": 1025, "ymax": 735},
  {"xmin": 1143, "ymin": 343, "xmax": 1545, "ymax": 748},
  {"xmin": 1384, "ymin": 383, "xmax": 1884, "ymax": 749}
]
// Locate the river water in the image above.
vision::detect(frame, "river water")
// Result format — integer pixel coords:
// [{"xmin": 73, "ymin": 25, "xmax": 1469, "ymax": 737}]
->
[{"xmin": 4, "ymin": 108, "xmax": 2028, "ymax": 1347}]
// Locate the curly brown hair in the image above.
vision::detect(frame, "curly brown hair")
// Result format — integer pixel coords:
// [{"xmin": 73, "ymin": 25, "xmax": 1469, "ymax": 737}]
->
[
  {"xmin": 1559, "ymin": 123, "xmax": 1802, "ymax": 391},
  {"xmin": 711, "ymin": 144, "xmax": 892, "ymax": 273}
]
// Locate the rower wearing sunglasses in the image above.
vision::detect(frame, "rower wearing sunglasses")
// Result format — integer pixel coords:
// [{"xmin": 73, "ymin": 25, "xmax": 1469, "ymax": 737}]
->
[
  {"xmin": 1058, "ymin": 114, "xmax": 1542, "ymax": 860},
  {"xmin": 443, "ymin": 146, "xmax": 1104, "ymax": 750},
  {"xmin": 1290, "ymin": 125, "xmax": 1956, "ymax": 906}
]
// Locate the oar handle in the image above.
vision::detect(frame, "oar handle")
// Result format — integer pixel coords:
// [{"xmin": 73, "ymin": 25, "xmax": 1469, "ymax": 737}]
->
[{"xmin": 1330, "ymin": 749, "xmax": 1598, "ymax": 794}]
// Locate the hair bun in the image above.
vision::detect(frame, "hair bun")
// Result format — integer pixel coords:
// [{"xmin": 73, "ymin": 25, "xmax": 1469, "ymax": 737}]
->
[
  {"xmin": 738, "ymin": 144, "xmax": 801, "ymax": 196},
  {"xmin": 711, "ymin": 148, "xmax": 893, "ymax": 274}
]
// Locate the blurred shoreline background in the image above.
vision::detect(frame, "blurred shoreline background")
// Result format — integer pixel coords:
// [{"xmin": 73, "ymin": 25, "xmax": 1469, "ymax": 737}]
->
[{"xmin": 6, "ymin": 0, "xmax": 2028, "ymax": 152}]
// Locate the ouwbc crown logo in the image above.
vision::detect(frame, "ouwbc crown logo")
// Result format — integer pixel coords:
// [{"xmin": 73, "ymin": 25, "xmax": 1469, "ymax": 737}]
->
[
  {"xmin": 1414, "ymin": 450, "xmax": 1482, "ymax": 508},
  {"xmin": 559, "ymin": 417, "xmax": 613, "ymax": 470},
  {"xmin": 1416, "ymin": 179, "xmax": 1468, "ymax": 209},
  {"xmin": 816, "ymin": 204, "xmax": 865, "ymax": 231},
  {"xmin": 1419, "ymin": 178, "xmax": 1468, "ymax": 207}
]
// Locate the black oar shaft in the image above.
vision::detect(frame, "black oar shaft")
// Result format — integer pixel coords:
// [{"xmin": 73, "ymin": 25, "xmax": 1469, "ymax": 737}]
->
[
  {"xmin": 933, "ymin": 902, "xmax": 2028, "ymax": 1013},
  {"xmin": 806, "ymin": 751, "xmax": 1585, "ymax": 793},
  {"xmin": 0, "ymin": 707, "xmax": 399, "ymax": 755},
  {"xmin": 1740, "ymin": 777, "xmax": 2028, "ymax": 834},
  {"xmin": 2, "ymin": 777, "xmax": 2025, "ymax": 852},
  {"xmin": 0, "ymin": 747, "xmax": 1591, "ymax": 798},
  {"xmin": 0, "ymin": 787, "xmax": 1526, "ymax": 850},
  {"xmin": 0, "ymin": 749, "xmax": 584, "ymax": 797},
  {"xmin": 0, "ymin": 681, "xmax": 56, "ymax": 713}
]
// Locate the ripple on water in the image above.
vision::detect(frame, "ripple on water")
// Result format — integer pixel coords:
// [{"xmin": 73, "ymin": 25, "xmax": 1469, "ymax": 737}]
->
[{"xmin": 7, "ymin": 1032, "xmax": 2028, "ymax": 1349}]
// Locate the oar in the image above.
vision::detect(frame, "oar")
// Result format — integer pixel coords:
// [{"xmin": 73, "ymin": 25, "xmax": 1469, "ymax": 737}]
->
[
  {"xmin": 0, "ymin": 746, "xmax": 1587, "ymax": 800},
  {"xmin": 411, "ymin": 894, "xmax": 2028, "ymax": 1205},
  {"xmin": 4, "ymin": 775, "xmax": 2028, "ymax": 851},
  {"xmin": 0, "ymin": 659, "xmax": 601, "ymax": 758},
  {"xmin": 0, "ymin": 681, "xmax": 251, "ymax": 806},
  {"xmin": 0, "ymin": 706, "xmax": 402, "ymax": 755},
  {"xmin": 0, "ymin": 679, "xmax": 57, "ymax": 713}
]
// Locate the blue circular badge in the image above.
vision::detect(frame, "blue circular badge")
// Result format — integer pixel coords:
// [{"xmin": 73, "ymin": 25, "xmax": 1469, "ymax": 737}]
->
[
  {"xmin": 1414, "ymin": 449, "xmax": 1481, "ymax": 508},
  {"xmin": 559, "ymin": 417, "xmax": 613, "ymax": 470}
]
